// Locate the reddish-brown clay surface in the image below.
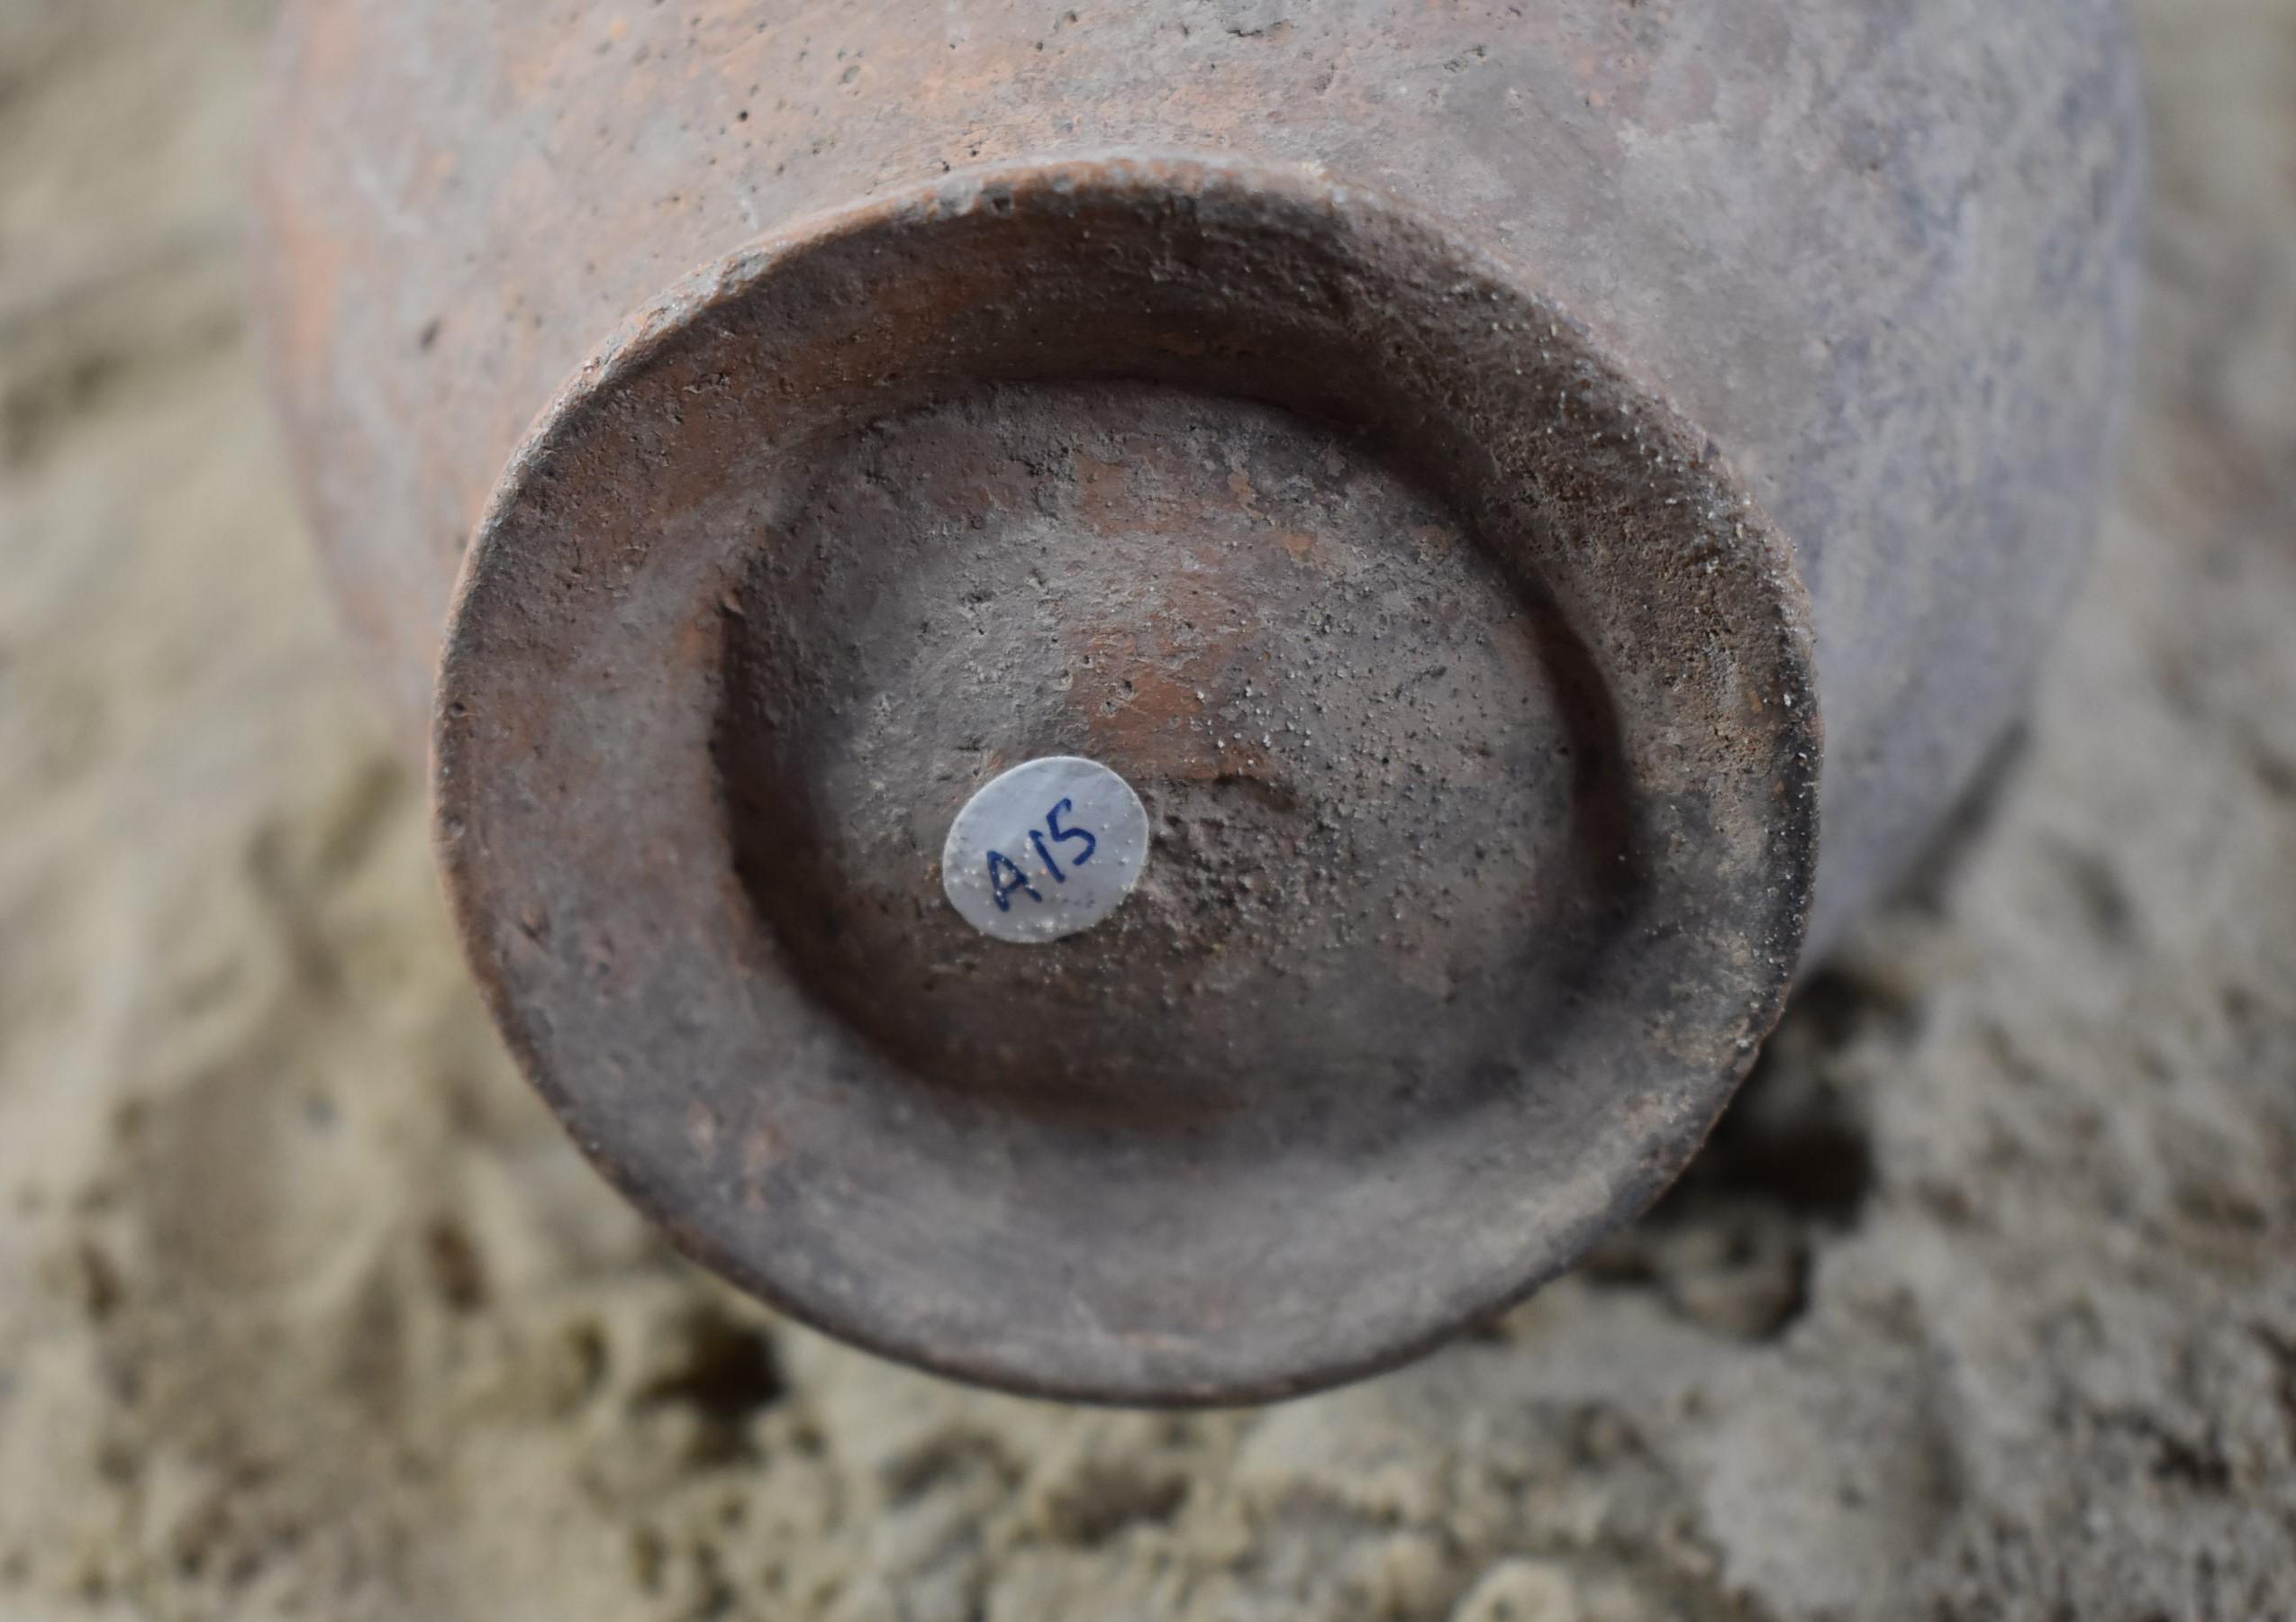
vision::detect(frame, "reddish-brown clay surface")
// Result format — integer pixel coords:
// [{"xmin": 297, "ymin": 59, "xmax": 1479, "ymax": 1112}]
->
[{"xmin": 255, "ymin": 2, "xmax": 2142, "ymax": 1400}]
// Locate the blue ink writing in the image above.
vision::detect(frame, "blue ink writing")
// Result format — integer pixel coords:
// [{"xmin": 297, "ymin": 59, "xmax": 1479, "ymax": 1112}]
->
[
  {"xmin": 984, "ymin": 802, "xmax": 1101, "ymax": 912},
  {"xmin": 1046, "ymin": 798, "xmax": 1096, "ymax": 866},
  {"xmin": 985, "ymin": 849, "xmax": 1040, "ymax": 912}
]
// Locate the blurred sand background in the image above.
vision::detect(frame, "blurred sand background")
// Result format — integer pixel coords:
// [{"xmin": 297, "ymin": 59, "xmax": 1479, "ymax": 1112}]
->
[{"xmin": 2, "ymin": 1, "xmax": 2293, "ymax": 1617}]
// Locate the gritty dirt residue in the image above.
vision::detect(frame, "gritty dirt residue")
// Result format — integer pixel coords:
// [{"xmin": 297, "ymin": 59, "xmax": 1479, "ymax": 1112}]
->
[{"xmin": 2, "ymin": 1, "xmax": 2293, "ymax": 1618}]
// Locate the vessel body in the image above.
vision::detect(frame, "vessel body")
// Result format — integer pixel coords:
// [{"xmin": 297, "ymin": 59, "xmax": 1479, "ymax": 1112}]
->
[{"xmin": 256, "ymin": 0, "xmax": 2143, "ymax": 1400}]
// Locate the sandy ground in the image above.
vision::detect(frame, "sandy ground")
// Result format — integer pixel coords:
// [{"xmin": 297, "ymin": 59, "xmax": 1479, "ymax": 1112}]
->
[{"xmin": 2, "ymin": 1, "xmax": 2293, "ymax": 1617}]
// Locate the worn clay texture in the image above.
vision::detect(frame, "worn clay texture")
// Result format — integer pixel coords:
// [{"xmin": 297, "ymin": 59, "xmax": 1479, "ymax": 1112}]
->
[{"xmin": 0, "ymin": 0, "xmax": 2291, "ymax": 1617}]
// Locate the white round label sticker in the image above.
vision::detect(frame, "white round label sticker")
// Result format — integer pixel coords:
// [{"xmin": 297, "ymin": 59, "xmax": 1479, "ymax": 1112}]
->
[{"xmin": 941, "ymin": 757, "xmax": 1150, "ymax": 944}]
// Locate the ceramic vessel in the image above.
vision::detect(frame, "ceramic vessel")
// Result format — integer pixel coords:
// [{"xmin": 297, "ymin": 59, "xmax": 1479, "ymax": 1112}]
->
[{"xmin": 255, "ymin": 0, "xmax": 2143, "ymax": 1401}]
